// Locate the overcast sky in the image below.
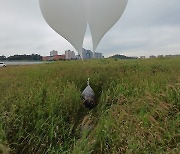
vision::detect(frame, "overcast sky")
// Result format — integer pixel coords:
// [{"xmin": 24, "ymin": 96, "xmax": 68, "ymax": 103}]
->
[{"xmin": 0, "ymin": 0, "xmax": 180, "ymax": 57}]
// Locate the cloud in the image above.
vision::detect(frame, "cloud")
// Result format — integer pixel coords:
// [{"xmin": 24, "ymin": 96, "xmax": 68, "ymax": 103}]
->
[{"xmin": 0, "ymin": 0, "xmax": 180, "ymax": 57}]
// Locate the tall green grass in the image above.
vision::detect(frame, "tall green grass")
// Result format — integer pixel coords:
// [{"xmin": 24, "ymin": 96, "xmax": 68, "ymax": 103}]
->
[{"xmin": 0, "ymin": 58, "xmax": 180, "ymax": 153}]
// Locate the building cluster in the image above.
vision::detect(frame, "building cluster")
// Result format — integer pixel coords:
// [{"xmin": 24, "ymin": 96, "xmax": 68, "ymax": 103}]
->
[
  {"xmin": 140, "ymin": 54, "xmax": 180, "ymax": 59},
  {"xmin": 42, "ymin": 49, "xmax": 103, "ymax": 61},
  {"xmin": 42, "ymin": 50, "xmax": 65, "ymax": 61},
  {"xmin": 81, "ymin": 48, "xmax": 103, "ymax": 59}
]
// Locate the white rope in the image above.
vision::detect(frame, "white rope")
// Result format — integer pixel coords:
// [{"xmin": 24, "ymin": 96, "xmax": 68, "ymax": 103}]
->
[{"xmin": 87, "ymin": 78, "xmax": 90, "ymax": 86}]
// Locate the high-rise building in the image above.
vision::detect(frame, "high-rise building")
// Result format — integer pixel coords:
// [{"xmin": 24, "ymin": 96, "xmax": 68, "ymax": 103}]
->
[
  {"xmin": 50, "ymin": 50, "xmax": 58, "ymax": 57},
  {"xmin": 81, "ymin": 48, "xmax": 103, "ymax": 59},
  {"xmin": 149, "ymin": 55, "xmax": 156, "ymax": 58},
  {"xmin": 81, "ymin": 48, "xmax": 93, "ymax": 59},
  {"xmin": 65, "ymin": 50, "xmax": 76, "ymax": 59},
  {"xmin": 94, "ymin": 52, "xmax": 103, "ymax": 59}
]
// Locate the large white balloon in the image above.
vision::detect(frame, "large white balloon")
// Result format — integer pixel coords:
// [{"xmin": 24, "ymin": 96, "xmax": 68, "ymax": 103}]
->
[
  {"xmin": 39, "ymin": 0, "xmax": 128, "ymax": 54},
  {"xmin": 39, "ymin": 0, "xmax": 87, "ymax": 56},
  {"xmin": 87, "ymin": 0, "xmax": 128, "ymax": 51}
]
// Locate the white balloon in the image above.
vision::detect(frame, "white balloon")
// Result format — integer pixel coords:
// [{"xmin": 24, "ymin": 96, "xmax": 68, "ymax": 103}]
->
[
  {"xmin": 39, "ymin": 0, "xmax": 128, "ymax": 54},
  {"xmin": 39, "ymin": 0, "xmax": 87, "ymax": 56},
  {"xmin": 87, "ymin": 0, "xmax": 128, "ymax": 51}
]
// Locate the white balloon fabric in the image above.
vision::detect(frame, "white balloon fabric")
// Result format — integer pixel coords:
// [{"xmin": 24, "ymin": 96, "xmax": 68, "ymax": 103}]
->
[
  {"xmin": 39, "ymin": 0, "xmax": 87, "ymax": 56},
  {"xmin": 87, "ymin": 0, "xmax": 128, "ymax": 51},
  {"xmin": 39, "ymin": 0, "xmax": 128, "ymax": 55}
]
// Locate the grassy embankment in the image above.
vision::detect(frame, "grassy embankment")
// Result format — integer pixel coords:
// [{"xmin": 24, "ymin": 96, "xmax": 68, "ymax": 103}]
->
[{"xmin": 0, "ymin": 58, "xmax": 180, "ymax": 153}]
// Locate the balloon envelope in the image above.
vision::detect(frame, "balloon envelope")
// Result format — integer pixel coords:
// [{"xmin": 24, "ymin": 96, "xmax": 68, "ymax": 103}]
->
[
  {"xmin": 87, "ymin": 0, "xmax": 128, "ymax": 51},
  {"xmin": 39, "ymin": 0, "xmax": 87, "ymax": 56},
  {"xmin": 39, "ymin": 0, "xmax": 128, "ymax": 54}
]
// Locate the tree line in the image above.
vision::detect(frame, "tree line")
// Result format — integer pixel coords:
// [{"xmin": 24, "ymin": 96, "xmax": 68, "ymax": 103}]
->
[
  {"xmin": 0, "ymin": 54, "xmax": 42, "ymax": 61},
  {"xmin": 109, "ymin": 54, "xmax": 138, "ymax": 59}
]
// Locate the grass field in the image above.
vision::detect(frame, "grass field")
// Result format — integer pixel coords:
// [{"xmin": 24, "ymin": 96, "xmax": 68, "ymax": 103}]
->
[{"xmin": 0, "ymin": 58, "xmax": 180, "ymax": 153}]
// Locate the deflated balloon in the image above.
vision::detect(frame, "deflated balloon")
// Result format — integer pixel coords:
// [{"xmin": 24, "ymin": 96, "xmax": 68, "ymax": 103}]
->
[
  {"xmin": 87, "ymin": 0, "xmax": 128, "ymax": 51},
  {"xmin": 39, "ymin": 0, "xmax": 87, "ymax": 56}
]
